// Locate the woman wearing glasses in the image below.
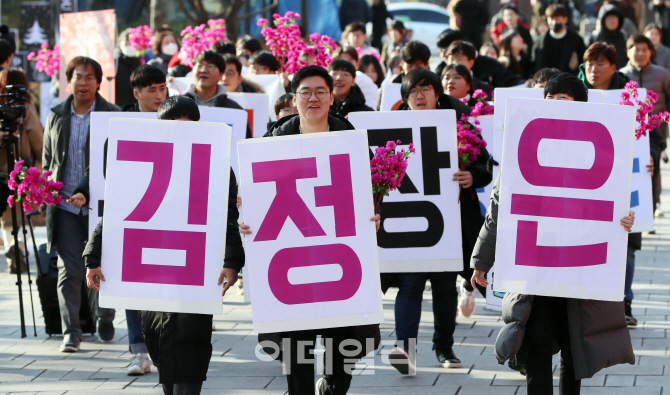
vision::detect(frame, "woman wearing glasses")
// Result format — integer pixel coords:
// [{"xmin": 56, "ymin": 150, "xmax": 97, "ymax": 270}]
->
[{"xmin": 386, "ymin": 67, "xmax": 492, "ymax": 373}]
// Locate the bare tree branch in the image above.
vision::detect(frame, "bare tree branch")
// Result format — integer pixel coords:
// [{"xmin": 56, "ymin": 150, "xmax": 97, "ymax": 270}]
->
[{"xmin": 176, "ymin": 0, "xmax": 199, "ymax": 23}]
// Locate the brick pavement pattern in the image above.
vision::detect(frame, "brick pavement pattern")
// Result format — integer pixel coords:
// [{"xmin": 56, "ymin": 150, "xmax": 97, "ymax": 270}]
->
[{"xmin": 1, "ymin": 164, "xmax": 670, "ymax": 395}]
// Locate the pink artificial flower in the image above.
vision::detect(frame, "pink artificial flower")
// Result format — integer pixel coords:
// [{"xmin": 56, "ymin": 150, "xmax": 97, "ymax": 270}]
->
[{"xmin": 257, "ymin": 18, "xmax": 268, "ymax": 26}]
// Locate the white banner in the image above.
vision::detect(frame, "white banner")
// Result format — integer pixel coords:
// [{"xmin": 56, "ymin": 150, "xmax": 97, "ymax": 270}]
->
[
  {"xmin": 603, "ymin": 89, "xmax": 654, "ymax": 233},
  {"xmin": 485, "ymin": 266, "xmax": 504, "ymax": 311},
  {"xmin": 198, "ymin": 106, "xmax": 248, "ymax": 179},
  {"xmin": 89, "ymin": 112, "xmax": 157, "ymax": 233},
  {"xmin": 227, "ymin": 92, "xmax": 270, "ymax": 138},
  {"xmin": 349, "ymin": 110, "xmax": 463, "ymax": 273},
  {"xmin": 242, "ymin": 74, "xmax": 286, "ymax": 118},
  {"xmin": 379, "ymin": 83, "xmax": 403, "ymax": 112},
  {"xmin": 237, "ymin": 131, "xmax": 383, "ymax": 333},
  {"xmin": 495, "ymin": 98, "xmax": 635, "ymax": 301},
  {"xmin": 493, "ymin": 88, "xmax": 542, "ymax": 164},
  {"xmin": 99, "ymin": 119, "xmax": 232, "ymax": 314},
  {"xmin": 168, "ymin": 77, "xmax": 191, "ymax": 95},
  {"xmin": 472, "ymin": 115, "xmax": 496, "ymax": 215}
]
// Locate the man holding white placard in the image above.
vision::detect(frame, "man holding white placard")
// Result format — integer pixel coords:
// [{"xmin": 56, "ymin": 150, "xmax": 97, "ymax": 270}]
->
[
  {"xmin": 471, "ymin": 73, "xmax": 636, "ymax": 394},
  {"xmin": 240, "ymin": 66, "xmax": 382, "ymax": 395},
  {"xmin": 84, "ymin": 96, "xmax": 244, "ymax": 395}
]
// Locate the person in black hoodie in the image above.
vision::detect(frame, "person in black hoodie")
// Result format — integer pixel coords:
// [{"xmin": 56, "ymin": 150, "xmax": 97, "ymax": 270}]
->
[
  {"xmin": 246, "ymin": 66, "xmax": 381, "ymax": 395},
  {"xmin": 114, "ymin": 29, "xmax": 142, "ymax": 107},
  {"xmin": 328, "ymin": 59, "xmax": 374, "ymax": 118},
  {"xmin": 588, "ymin": 3, "xmax": 629, "ymax": 69},
  {"xmin": 386, "ymin": 68, "xmax": 491, "ymax": 374},
  {"xmin": 83, "ymin": 96, "xmax": 244, "ymax": 395},
  {"xmin": 435, "ymin": 29, "xmax": 526, "ymax": 88},
  {"xmin": 531, "ymin": 4, "xmax": 586, "ymax": 74}
]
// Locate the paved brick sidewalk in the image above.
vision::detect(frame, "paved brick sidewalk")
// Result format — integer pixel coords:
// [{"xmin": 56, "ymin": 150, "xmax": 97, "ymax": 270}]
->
[{"xmin": 1, "ymin": 165, "xmax": 669, "ymax": 395}]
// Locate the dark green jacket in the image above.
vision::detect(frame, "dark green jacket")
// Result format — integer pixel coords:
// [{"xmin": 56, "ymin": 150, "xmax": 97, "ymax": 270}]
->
[
  {"xmin": 577, "ymin": 63, "xmax": 630, "ymax": 90},
  {"xmin": 42, "ymin": 93, "xmax": 120, "ymax": 252}
]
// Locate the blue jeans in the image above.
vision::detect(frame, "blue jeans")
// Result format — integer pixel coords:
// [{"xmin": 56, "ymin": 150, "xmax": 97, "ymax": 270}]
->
[
  {"xmin": 126, "ymin": 309, "xmax": 148, "ymax": 354},
  {"xmin": 394, "ymin": 271, "xmax": 458, "ymax": 352},
  {"xmin": 624, "ymin": 248, "xmax": 636, "ymax": 302}
]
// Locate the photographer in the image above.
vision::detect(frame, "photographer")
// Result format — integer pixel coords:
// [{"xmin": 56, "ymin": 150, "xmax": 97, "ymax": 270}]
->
[{"xmin": 0, "ymin": 68, "xmax": 43, "ymax": 273}]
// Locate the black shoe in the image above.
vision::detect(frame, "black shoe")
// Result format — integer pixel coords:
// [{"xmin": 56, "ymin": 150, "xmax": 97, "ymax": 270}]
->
[
  {"xmin": 435, "ymin": 348, "xmax": 462, "ymax": 368},
  {"xmin": 625, "ymin": 301, "xmax": 638, "ymax": 326},
  {"xmin": 98, "ymin": 320, "xmax": 115, "ymax": 342}
]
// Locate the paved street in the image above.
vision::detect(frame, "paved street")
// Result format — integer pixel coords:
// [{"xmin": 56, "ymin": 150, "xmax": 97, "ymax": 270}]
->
[{"xmin": 1, "ymin": 164, "xmax": 669, "ymax": 395}]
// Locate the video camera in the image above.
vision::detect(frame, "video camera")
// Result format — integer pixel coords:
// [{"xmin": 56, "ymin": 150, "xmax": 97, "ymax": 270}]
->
[{"xmin": 0, "ymin": 85, "xmax": 29, "ymax": 128}]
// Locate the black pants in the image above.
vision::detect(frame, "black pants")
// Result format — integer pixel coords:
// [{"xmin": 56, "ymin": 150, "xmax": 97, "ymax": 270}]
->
[
  {"xmin": 525, "ymin": 296, "xmax": 581, "ymax": 395},
  {"xmin": 162, "ymin": 382, "xmax": 203, "ymax": 395},
  {"xmin": 285, "ymin": 327, "xmax": 355, "ymax": 395}
]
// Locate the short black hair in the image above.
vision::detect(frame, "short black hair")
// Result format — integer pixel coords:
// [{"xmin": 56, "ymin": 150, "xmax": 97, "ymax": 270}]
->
[
  {"xmin": 389, "ymin": 20, "xmax": 406, "ymax": 32},
  {"xmin": 328, "ymin": 59, "xmax": 356, "ymax": 77},
  {"xmin": 544, "ymin": 72, "xmax": 588, "ymax": 102},
  {"xmin": 223, "ymin": 55, "xmax": 242, "ymax": 74},
  {"xmin": 436, "ymin": 29, "xmax": 465, "ymax": 50},
  {"xmin": 239, "ymin": 35, "xmax": 262, "ymax": 54},
  {"xmin": 249, "ymin": 51, "xmax": 281, "ymax": 72},
  {"xmin": 401, "ymin": 41, "xmax": 431, "ymax": 65},
  {"xmin": 193, "ymin": 50, "xmax": 226, "ymax": 72},
  {"xmin": 347, "ymin": 22, "xmax": 366, "ymax": 35},
  {"xmin": 401, "ymin": 68, "xmax": 443, "ymax": 102},
  {"xmin": 274, "ymin": 93, "xmax": 294, "ymax": 116},
  {"xmin": 0, "ymin": 39, "xmax": 14, "ymax": 65},
  {"xmin": 212, "ymin": 41, "xmax": 236, "ymax": 56},
  {"xmin": 159, "ymin": 95, "xmax": 201, "ymax": 121},
  {"xmin": 291, "ymin": 65, "xmax": 334, "ymax": 93},
  {"xmin": 532, "ymin": 67, "xmax": 561, "ymax": 86},
  {"xmin": 446, "ymin": 40, "xmax": 477, "ymax": 61},
  {"xmin": 66, "ymin": 56, "xmax": 103, "ymax": 84},
  {"xmin": 130, "ymin": 64, "xmax": 167, "ymax": 90},
  {"xmin": 545, "ymin": 3, "xmax": 569, "ymax": 18}
]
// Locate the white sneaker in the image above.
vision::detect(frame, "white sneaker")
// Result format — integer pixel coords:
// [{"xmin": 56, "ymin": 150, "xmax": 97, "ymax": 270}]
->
[
  {"xmin": 458, "ymin": 281, "xmax": 476, "ymax": 318},
  {"xmin": 127, "ymin": 353, "xmax": 151, "ymax": 376},
  {"xmin": 389, "ymin": 347, "xmax": 416, "ymax": 375},
  {"xmin": 655, "ymin": 208, "xmax": 665, "ymax": 217}
]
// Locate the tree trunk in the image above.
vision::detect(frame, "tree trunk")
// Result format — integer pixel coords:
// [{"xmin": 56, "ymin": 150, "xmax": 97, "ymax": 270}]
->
[{"xmin": 150, "ymin": 0, "xmax": 168, "ymax": 30}]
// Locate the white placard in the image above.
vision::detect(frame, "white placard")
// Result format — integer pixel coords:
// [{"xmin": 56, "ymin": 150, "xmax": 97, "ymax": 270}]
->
[
  {"xmin": 379, "ymin": 83, "xmax": 403, "ymax": 112},
  {"xmin": 349, "ymin": 110, "xmax": 463, "ymax": 273},
  {"xmin": 495, "ymin": 98, "xmax": 635, "ymax": 301},
  {"xmin": 485, "ymin": 266, "xmax": 504, "ymax": 311},
  {"xmin": 473, "ymin": 115, "xmax": 496, "ymax": 214},
  {"xmin": 168, "ymin": 77, "xmax": 191, "ymax": 95},
  {"xmin": 99, "ymin": 119, "xmax": 232, "ymax": 314},
  {"xmin": 493, "ymin": 88, "xmax": 543, "ymax": 164},
  {"xmin": 89, "ymin": 112, "xmax": 157, "ymax": 232},
  {"xmin": 198, "ymin": 106, "xmax": 248, "ymax": 179},
  {"xmin": 227, "ymin": 92, "xmax": 270, "ymax": 138},
  {"xmin": 242, "ymin": 74, "xmax": 286, "ymax": 118},
  {"xmin": 603, "ymin": 89, "xmax": 654, "ymax": 233},
  {"xmin": 238, "ymin": 131, "xmax": 383, "ymax": 333}
]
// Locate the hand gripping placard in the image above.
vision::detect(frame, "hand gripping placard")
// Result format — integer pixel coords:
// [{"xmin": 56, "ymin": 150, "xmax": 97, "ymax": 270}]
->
[
  {"xmin": 513, "ymin": 119, "xmax": 615, "ymax": 268},
  {"xmin": 118, "ymin": 141, "xmax": 212, "ymax": 285}
]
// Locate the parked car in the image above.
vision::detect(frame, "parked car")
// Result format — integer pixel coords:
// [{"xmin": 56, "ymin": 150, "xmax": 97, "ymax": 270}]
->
[{"xmin": 368, "ymin": 2, "xmax": 450, "ymax": 56}]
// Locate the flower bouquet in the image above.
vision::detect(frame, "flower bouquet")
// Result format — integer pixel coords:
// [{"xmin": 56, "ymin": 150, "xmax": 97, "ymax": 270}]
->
[
  {"xmin": 128, "ymin": 25, "xmax": 154, "ymax": 63},
  {"xmin": 27, "ymin": 43, "xmax": 60, "ymax": 78},
  {"xmin": 370, "ymin": 140, "xmax": 415, "ymax": 213},
  {"xmin": 8, "ymin": 160, "xmax": 63, "ymax": 212},
  {"xmin": 619, "ymin": 81, "xmax": 670, "ymax": 139},
  {"xmin": 181, "ymin": 19, "xmax": 228, "ymax": 67}
]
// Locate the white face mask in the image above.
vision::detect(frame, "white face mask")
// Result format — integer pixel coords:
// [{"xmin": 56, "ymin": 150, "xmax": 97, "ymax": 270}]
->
[
  {"xmin": 122, "ymin": 45, "xmax": 137, "ymax": 58},
  {"xmin": 162, "ymin": 43, "xmax": 178, "ymax": 56}
]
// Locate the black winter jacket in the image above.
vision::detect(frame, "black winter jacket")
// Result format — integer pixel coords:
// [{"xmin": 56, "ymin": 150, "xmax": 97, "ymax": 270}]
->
[
  {"xmin": 436, "ymin": 56, "xmax": 526, "ymax": 89},
  {"xmin": 114, "ymin": 48, "xmax": 141, "ymax": 107},
  {"xmin": 329, "ymin": 85, "xmax": 374, "ymax": 118}
]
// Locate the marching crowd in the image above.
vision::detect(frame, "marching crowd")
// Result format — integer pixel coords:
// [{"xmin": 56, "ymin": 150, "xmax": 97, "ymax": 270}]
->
[{"xmin": 0, "ymin": 0, "xmax": 664, "ymax": 393}]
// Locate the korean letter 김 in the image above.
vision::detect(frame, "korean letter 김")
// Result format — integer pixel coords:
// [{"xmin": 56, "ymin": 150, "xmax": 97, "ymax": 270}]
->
[
  {"xmin": 237, "ymin": 130, "xmax": 384, "ymax": 333},
  {"xmin": 99, "ymin": 119, "xmax": 233, "ymax": 315}
]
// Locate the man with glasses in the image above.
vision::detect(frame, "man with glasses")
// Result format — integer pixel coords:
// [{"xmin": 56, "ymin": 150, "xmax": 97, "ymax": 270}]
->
[
  {"xmin": 42, "ymin": 56, "xmax": 119, "ymax": 353},
  {"xmin": 183, "ymin": 50, "xmax": 245, "ymax": 110},
  {"xmin": 260, "ymin": 65, "xmax": 381, "ymax": 394}
]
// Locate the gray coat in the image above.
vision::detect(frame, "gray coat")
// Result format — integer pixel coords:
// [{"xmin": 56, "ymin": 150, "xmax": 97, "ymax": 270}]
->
[
  {"xmin": 655, "ymin": 43, "xmax": 670, "ymax": 71},
  {"xmin": 42, "ymin": 93, "xmax": 120, "ymax": 252},
  {"xmin": 471, "ymin": 174, "xmax": 635, "ymax": 380}
]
